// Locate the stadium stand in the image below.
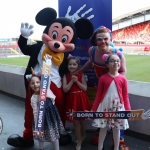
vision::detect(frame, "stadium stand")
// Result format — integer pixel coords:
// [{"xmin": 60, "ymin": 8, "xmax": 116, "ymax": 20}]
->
[
  {"xmin": 112, "ymin": 8, "xmax": 150, "ymax": 53},
  {"xmin": 0, "ymin": 38, "xmax": 38, "ymax": 57},
  {"xmin": 112, "ymin": 21, "xmax": 150, "ymax": 43},
  {"xmin": 0, "ymin": 41, "xmax": 23, "ymax": 57}
]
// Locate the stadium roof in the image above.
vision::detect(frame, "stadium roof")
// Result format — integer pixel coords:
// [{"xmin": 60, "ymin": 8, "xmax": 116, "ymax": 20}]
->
[{"xmin": 112, "ymin": 0, "xmax": 150, "ymax": 23}]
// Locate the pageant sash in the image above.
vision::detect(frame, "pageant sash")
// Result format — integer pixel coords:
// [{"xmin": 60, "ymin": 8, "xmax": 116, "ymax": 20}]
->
[
  {"xmin": 34, "ymin": 55, "xmax": 52, "ymax": 137},
  {"xmin": 67, "ymin": 109, "xmax": 150, "ymax": 120}
]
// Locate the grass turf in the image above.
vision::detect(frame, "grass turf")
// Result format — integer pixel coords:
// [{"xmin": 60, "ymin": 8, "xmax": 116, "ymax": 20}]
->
[
  {"xmin": 0, "ymin": 55, "xmax": 150, "ymax": 82},
  {"xmin": 0, "ymin": 56, "xmax": 29, "ymax": 67},
  {"xmin": 125, "ymin": 54, "xmax": 150, "ymax": 82}
]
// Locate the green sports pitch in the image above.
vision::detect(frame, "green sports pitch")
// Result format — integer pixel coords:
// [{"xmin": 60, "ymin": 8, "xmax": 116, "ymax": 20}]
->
[{"xmin": 0, "ymin": 54, "xmax": 150, "ymax": 82}]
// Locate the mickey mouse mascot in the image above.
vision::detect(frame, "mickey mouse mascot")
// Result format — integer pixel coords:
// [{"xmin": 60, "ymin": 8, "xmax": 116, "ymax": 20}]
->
[{"xmin": 7, "ymin": 7, "xmax": 94, "ymax": 148}]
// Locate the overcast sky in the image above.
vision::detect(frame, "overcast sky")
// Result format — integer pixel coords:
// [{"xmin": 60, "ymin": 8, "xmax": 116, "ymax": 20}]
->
[
  {"xmin": 112, "ymin": 0, "xmax": 150, "ymax": 18},
  {"xmin": 0, "ymin": 0, "xmax": 150, "ymax": 39}
]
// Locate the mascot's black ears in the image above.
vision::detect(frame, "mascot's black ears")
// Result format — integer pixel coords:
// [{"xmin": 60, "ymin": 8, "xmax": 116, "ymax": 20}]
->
[{"xmin": 35, "ymin": 7, "xmax": 94, "ymax": 40}]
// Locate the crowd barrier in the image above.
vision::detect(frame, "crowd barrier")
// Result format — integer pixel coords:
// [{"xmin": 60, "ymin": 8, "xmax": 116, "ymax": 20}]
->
[{"xmin": 0, "ymin": 64, "xmax": 150, "ymax": 138}]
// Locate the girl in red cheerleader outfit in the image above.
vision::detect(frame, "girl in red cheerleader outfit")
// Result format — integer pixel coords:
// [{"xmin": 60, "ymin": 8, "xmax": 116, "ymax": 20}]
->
[
  {"xmin": 91, "ymin": 52, "xmax": 131, "ymax": 150},
  {"xmin": 62, "ymin": 56, "xmax": 91, "ymax": 150}
]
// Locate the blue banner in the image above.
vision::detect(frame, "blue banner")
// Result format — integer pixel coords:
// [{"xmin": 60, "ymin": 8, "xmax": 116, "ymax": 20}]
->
[
  {"xmin": 59, "ymin": 0, "xmax": 112, "ymax": 87},
  {"xmin": 34, "ymin": 62, "xmax": 51, "ymax": 137},
  {"xmin": 66, "ymin": 109, "xmax": 144, "ymax": 120}
]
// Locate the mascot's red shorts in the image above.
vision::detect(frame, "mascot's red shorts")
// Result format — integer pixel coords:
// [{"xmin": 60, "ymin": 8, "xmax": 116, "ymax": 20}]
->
[{"xmin": 23, "ymin": 82, "xmax": 66, "ymax": 141}]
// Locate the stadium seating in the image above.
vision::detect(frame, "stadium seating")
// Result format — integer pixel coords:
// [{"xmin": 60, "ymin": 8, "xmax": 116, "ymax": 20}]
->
[
  {"xmin": 0, "ymin": 43, "xmax": 23, "ymax": 56},
  {"xmin": 112, "ymin": 21, "xmax": 150, "ymax": 43}
]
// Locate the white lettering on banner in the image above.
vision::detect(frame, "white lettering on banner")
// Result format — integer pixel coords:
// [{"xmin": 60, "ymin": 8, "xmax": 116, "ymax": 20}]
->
[
  {"xmin": 105, "ymin": 113, "xmax": 140, "ymax": 118},
  {"xmin": 95, "ymin": 113, "xmax": 99, "ymax": 117},
  {"xmin": 78, "ymin": 112, "xmax": 140, "ymax": 118},
  {"xmin": 77, "ymin": 56, "xmax": 89, "ymax": 61},
  {"xmin": 41, "ymin": 80, "xmax": 47, "ymax": 99},
  {"xmin": 95, "ymin": 113, "xmax": 103, "ymax": 117},
  {"xmin": 40, "ymin": 101, "xmax": 44, "ymax": 109},
  {"xmin": 44, "ymin": 67, "xmax": 50, "ymax": 78},
  {"xmin": 43, "ymin": 80, "xmax": 47, "ymax": 89},
  {"xmin": 77, "ymin": 113, "xmax": 93, "ymax": 118},
  {"xmin": 105, "ymin": 113, "xmax": 125, "ymax": 118},
  {"xmin": 38, "ymin": 111, "xmax": 43, "ymax": 127},
  {"xmin": 127, "ymin": 113, "xmax": 140, "ymax": 118}
]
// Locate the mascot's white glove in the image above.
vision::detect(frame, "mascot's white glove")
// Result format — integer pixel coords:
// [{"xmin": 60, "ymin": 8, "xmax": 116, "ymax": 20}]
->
[{"xmin": 20, "ymin": 22, "xmax": 34, "ymax": 39}]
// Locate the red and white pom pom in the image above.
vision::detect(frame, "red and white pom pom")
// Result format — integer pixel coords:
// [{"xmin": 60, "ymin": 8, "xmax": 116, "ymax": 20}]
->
[{"xmin": 102, "ymin": 54, "xmax": 108, "ymax": 61}]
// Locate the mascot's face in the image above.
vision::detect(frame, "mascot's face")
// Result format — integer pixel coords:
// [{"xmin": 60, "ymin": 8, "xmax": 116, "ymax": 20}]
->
[
  {"xmin": 42, "ymin": 22, "xmax": 75, "ymax": 53},
  {"xmin": 36, "ymin": 7, "xmax": 94, "ymax": 54}
]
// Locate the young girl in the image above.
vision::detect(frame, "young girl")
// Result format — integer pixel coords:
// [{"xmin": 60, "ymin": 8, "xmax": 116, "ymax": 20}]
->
[
  {"xmin": 26, "ymin": 70, "xmax": 65, "ymax": 150},
  {"xmin": 80, "ymin": 27, "xmax": 128, "ymax": 149},
  {"xmin": 91, "ymin": 52, "xmax": 131, "ymax": 150},
  {"xmin": 62, "ymin": 56, "xmax": 91, "ymax": 150}
]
